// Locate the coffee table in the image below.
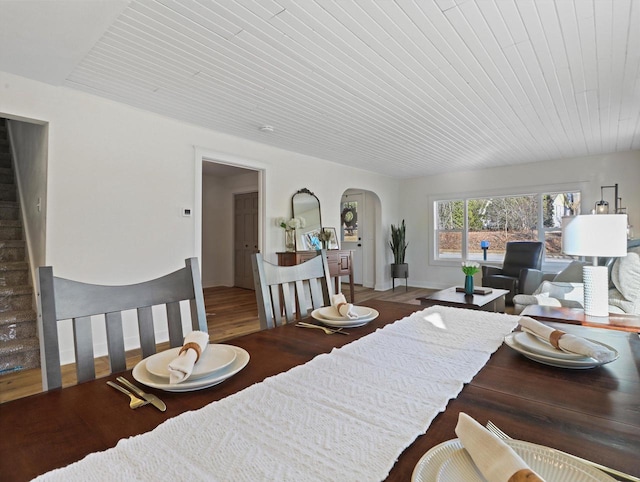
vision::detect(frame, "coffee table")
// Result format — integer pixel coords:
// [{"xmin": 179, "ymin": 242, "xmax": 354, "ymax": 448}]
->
[
  {"xmin": 521, "ymin": 305, "xmax": 640, "ymax": 333},
  {"xmin": 417, "ymin": 286, "xmax": 509, "ymax": 312}
]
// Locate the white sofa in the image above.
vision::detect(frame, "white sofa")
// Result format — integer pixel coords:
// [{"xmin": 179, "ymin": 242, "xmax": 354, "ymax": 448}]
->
[
  {"xmin": 513, "ymin": 261, "xmax": 585, "ymax": 314},
  {"xmin": 513, "ymin": 240, "xmax": 640, "ymax": 315}
]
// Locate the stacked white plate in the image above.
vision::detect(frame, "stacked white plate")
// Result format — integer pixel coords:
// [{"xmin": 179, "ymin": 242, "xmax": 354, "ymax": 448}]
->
[
  {"xmin": 504, "ymin": 331, "xmax": 618, "ymax": 369},
  {"xmin": 132, "ymin": 344, "xmax": 250, "ymax": 392},
  {"xmin": 311, "ymin": 305, "xmax": 379, "ymax": 328},
  {"xmin": 412, "ymin": 439, "xmax": 616, "ymax": 481}
]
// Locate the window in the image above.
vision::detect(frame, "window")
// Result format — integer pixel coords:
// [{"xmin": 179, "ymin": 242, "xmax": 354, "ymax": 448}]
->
[
  {"xmin": 542, "ymin": 192, "xmax": 581, "ymax": 259},
  {"xmin": 341, "ymin": 201, "xmax": 358, "ymax": 242},
  {"xmin": 436, "ymin": 200, "xmax": 463, "ymax": 260},
  {"xmin": 434, "ymin": 191, "xmax": 581, "ymax": 263}
]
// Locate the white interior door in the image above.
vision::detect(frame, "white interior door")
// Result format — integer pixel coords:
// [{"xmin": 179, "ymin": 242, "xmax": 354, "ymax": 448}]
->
[{"xmin": 340, "ymin": 193, "xmax": 364, "ymax": 285}]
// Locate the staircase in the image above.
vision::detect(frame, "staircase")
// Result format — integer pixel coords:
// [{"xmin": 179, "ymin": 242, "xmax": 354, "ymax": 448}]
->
[{"xmin": 0, "ymin": 118, "xmax": 40, "ymax": 374}]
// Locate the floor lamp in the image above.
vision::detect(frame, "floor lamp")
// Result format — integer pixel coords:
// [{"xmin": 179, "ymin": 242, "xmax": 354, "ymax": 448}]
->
[{"xmin": 561, "ymin": 215, "xmax": 628, "ymax": 317}]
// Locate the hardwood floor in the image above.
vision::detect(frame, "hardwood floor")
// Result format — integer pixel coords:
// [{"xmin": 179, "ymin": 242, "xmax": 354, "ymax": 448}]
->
[{"xmin": 0, "ymin": 284, "xmax": 435, "ymax": 404}]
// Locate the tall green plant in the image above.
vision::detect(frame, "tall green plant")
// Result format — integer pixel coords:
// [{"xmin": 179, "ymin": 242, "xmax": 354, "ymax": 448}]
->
[{"xmin": 389, "ymin": 219, "xmax": 408, "ymax": 264}]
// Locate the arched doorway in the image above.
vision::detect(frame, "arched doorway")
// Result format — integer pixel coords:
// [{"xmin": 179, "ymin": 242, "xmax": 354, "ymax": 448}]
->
[{"xmin": 340, "ymin": 189, "xmax": 381, "ymax": 289}]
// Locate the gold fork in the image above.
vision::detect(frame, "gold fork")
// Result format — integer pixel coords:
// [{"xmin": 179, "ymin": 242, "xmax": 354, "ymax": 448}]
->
[
  {"xmin": 107, "ymin": 381, "xmax": 150, "ymax": 409},
  {"xmin": 296, "ymin": 322, "xmax": 348, "ymax": 335},
  {"xmin": 486, "ymin": 420, "xmax": 638, "ymax": 482}
]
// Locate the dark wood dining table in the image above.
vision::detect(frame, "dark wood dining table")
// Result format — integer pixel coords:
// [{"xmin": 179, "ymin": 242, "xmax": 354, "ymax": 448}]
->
[{"xmin": 1, "ymin": 300, "xmax": 639, "ymax": 481}]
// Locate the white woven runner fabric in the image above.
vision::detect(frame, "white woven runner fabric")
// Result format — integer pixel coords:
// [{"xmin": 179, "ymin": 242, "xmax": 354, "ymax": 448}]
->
[{"xmin": 36, "ymin": 306, "xmax": 518, "ymax": 482}]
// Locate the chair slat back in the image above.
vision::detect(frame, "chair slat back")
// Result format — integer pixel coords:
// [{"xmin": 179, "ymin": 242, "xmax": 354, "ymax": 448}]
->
[
  {"xmin": 73, "ymin": 316, "xmax": 95, "ymax": 383},
  {"xmin": 37, "ymin": 258, "xmax": 208, "ymax": 391},
  {"xmin": 252, "ymin": 251, "xmax": 333, "ymax": 330}
]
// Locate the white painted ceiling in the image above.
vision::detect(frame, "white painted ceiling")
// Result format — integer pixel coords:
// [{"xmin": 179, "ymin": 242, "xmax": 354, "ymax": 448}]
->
[{"xmin": 1, "ymin": 0, "xmax": 639, "ymax": 178}]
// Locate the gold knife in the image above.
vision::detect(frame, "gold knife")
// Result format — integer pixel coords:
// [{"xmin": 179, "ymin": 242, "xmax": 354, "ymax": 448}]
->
[{"xmin": 116, "ymin": 376, "xmax": 166, "ymax": 412}]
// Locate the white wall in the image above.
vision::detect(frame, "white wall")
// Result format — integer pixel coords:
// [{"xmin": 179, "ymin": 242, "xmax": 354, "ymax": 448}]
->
[
  {"xmin": 0, "ymin": 71, "xmax": 400, "ymax": 363},
  {"xmin": 400, "ymin": 151, "xmax": 640, "ymax": 289},
  {"xmin": 201, "ymin": 173, "xmax": 228, "ymax": 287}
]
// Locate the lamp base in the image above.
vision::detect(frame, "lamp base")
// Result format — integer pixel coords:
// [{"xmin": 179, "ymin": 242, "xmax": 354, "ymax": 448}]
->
[{"xmin": 583, "ymin": 266, "xmax": 609, "ymax": 317}]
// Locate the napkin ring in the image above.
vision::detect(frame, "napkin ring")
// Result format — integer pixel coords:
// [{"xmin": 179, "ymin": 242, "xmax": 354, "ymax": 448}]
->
[
  {"xmin": 549, "ymin": 330, "xmax": 565, "ymax": 350},
  {"xmin": 179, "ymin": 342, "xmax": 202, "ymax": 363},
  {"xmin": 508, "ymin": 468, "xmax": 544, "ymax": 482},
  {"xmin": 337, "ymin": 302, "xmax": 347, "ymax": 312}
]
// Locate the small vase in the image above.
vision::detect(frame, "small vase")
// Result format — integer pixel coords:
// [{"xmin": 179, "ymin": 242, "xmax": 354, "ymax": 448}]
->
[
  {"xmin": 464, "ymin": 274, "xmax": 474, "ymax": 295},
  {"xmin": 285, "ymin": 229, "xmax": 296, "ymax": 252}
]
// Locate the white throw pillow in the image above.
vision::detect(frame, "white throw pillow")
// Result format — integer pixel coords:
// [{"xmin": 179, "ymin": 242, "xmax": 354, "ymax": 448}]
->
[{"xmin": 611, "ymin": 252, "xmax": 640, "ymax": 302}]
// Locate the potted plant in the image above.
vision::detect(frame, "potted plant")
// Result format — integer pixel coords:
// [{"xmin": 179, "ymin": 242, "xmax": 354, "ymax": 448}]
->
[{"xmin": 389, "ymin": 219, "xmax": 408, "ymax": 279}]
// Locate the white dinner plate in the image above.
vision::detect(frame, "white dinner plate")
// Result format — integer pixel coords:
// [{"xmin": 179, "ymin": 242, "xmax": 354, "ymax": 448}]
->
[
  {"xmin": 504, "ymin": 333, "xmax": 618, "ymax": 369},
  {"xmin": 316, "ymin": 305, "xmax": 373, "ymax": 321},
  {"xmin": 412, "ymin": 439, "xmax": 616, "ymax": 482},
  {"xmin": 145, "ymin": 344, "xmax": 237, "ymax": 380},
  {"xmin": 311, "ymin": 308, "xmax": 379, "ymax": 327},
  {"xmin": 132, "ymin": 345, "xmax": 250, "ymax": 392}
]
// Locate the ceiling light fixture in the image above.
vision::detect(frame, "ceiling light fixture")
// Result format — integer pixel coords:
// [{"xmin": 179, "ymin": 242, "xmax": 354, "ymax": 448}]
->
[{"xmin": 259, "ymin": 125, "xmax": 274, "ymax": 132}]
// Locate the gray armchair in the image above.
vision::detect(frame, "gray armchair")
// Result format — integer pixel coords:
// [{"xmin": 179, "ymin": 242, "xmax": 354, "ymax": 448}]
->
[{"xmin": 481, "ymin": 241, "xmax": 544, "ymax": 304}]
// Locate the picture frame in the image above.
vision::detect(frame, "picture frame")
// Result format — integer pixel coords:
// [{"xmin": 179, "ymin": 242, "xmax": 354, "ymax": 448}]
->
[
  {"xmin": 300, "ymin": 229, "xmax": 322, "ymax": 250},
  {"xmin": 323, "ymin": 227, "xmax": 340, "ymax": 250}
]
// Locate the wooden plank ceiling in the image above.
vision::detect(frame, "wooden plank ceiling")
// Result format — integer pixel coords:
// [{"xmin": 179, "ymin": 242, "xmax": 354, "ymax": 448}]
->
[{"xmin": 63, "ymin": 0, "xmax": 640, "ymax": 178}]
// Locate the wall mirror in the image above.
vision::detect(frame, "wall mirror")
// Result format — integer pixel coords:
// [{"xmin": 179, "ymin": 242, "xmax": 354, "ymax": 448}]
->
[{"xmin": 292, "ymin": 188, "xmax": 322, "ymax": 250}]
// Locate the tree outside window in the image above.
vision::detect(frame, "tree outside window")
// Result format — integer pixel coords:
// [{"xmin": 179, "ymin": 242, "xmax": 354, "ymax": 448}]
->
[
  {"xmin": 435, "ymin": 191, "xmax": 580, "ymax": 262},
  {"xmin": 436, "ymin": 200, "xmax": 464, "ymax": 260}
]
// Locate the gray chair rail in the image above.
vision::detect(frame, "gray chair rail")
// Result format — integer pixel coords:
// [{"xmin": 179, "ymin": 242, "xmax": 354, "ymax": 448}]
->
[{"xmin": 37, "ymin": 258, "xmax": 207, "ymax": 391}]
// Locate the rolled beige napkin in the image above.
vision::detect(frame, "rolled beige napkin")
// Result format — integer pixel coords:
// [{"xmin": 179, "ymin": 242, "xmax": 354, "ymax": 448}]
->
[
  {"xmin": 330, "ymin": 293, "xmax": 358, "ymax": 319},
  {"xmin": 455, "ymin": 412, "xmax": 545, "ymax": 482},
  {"xmin": 168, "ymin": 331, "xmax": 210, "ymax": 384},
  {"xmin": 518, "ymin": 316, "xmax": 616, "ymax": 362}
]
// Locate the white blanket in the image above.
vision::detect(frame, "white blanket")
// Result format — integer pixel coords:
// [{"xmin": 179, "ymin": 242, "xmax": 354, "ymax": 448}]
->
[{"xmin": 36, "ymin": 306, "xmax": 518, "ymax": 482}]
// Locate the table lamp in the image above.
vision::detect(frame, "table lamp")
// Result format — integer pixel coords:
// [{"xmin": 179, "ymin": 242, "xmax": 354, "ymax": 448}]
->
[{"xmin": 562, "ymin": 215, "xmax": 628, "ymax": 317}]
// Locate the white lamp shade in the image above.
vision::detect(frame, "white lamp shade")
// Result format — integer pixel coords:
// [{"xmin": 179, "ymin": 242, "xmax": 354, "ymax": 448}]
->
[{"xmin": 562, "ymin": 215, "xmax": 627, "ymax": 257}]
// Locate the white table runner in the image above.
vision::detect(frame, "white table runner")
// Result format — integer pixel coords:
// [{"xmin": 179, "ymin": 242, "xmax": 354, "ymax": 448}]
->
[{"xmin": 36, "ymin": 306, "xmax": 518, "ymax": 482}]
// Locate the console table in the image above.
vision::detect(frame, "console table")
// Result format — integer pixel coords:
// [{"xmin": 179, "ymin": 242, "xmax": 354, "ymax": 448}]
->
[{"xmin": 277, "ymin": 250, "xmax": 355, "ymax": 302}]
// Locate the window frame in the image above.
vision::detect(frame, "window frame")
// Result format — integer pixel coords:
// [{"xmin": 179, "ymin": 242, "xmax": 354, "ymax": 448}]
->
[{"xmin": 429, "ymin": 182, "xmax": 585, "ymax": 269}]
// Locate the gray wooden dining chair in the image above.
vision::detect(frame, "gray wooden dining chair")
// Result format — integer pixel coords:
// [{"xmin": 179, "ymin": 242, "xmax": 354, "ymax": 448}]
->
[
  {"xmin": 37, "ymin": 257, "xmax": 208, "ymax": 391},
  {"xmin": 251, "ymin": 250, "xmax": 333, "ymax": 330}
]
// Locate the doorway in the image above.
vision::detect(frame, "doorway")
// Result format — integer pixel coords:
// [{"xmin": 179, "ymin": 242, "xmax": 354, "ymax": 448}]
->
[
  {"xmin": 200, "ymin": 159, "xmax": 260, "ymax": 289},
  {"xmin": 340, "ymin": 189, "xmax": 380, "ymax": 289}
]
